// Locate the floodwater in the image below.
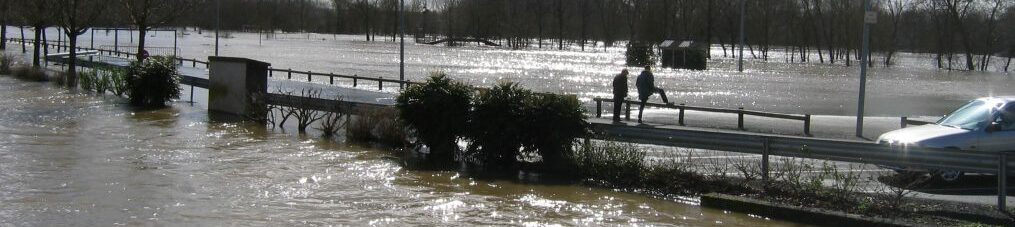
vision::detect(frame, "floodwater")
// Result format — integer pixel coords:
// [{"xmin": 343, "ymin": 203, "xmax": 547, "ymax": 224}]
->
[
  {"xmin": 0, "ymin": 77, "xmax": 801, "ymax": 226},
  {"xmin": 7, "ymin": 27, "xmax": 1010, "ymax": 116}
]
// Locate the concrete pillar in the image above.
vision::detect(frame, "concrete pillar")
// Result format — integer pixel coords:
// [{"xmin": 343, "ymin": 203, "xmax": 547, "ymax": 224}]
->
[{"xmin": 208, "ymin": 57, "xmax": 270, "ymax": 122}]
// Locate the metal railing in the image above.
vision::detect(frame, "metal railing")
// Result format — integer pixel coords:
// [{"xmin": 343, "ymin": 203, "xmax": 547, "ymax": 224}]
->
[
  {"xmin": 267, "ymin": 68, "xmax": 420, "ymax": 91},
  {"xmin": 594, "ymin": 97, "xmax": 813, "ymax": 135},
  {"xmin": 593, "ymin": 121, "xmax": 1013, "ymax": 211}
]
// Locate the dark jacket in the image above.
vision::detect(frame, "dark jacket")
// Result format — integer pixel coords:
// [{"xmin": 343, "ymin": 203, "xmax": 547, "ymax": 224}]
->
[
  {"xmin": 612, "ymin": 73, "xmax": 628, "ymax": 98},
  {"xmin": 636, "ymin": 70, "xmax": 654, "ymax": 101}
]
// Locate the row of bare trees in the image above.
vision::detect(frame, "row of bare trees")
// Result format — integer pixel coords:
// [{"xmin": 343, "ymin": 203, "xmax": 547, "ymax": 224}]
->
[
  {"xmin": 2, "ymin": 0, "xmax": 1012, "ymax": 72},
  {"xmin": 171, "ymin": 0, "xmax": 1014, "ymax": 71},
  {"xmin": 1, "ymin": 0, "xmax": 200, "ymax": 86}
]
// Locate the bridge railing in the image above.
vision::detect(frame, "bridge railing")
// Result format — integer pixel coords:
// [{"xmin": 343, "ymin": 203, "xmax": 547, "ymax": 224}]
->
[
  {"xmin": 266, "ymin": 68, "xmax": 421, "ymax": 91},
  {"xmin": 594, "ymin": 97, "xmax": 813, "ymax": 135},
  {"xmin": 592, "ymin": 121, "xmax": 1013, "ymax": 211}
]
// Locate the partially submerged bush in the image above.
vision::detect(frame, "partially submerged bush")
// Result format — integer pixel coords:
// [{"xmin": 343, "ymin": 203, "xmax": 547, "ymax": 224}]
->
[
  {"xmin": 467, "ymin": 82, "xmax": 532, "ymax": 169},
  {"xmin": 105, "ymin": 67, "xmax": 129, "ymax": 96},
  {"xmin": 79, "ymin": 70, "xmax": 97, "ymax": 91},
  {"xmin": 572, "ymin": 141, "xmax": 645, "ymax": 187},
  {"xmin": 11, "ymin": 66, "xmax": 47, "ymax": 82},
  {"xmin": 0, "ymin": 54, "xmax": 12, "ymax": 75},
  {"xmin": 396, "ymin": 72, "xmax": 473, "ymax": 163},
  {"xmin": 347, "ymin": 108, "xmax": 408, "ymax": 147},
  {"xmin": 524, "ymin": 93, "xmax": 589, "ymax": 169},
  {"xmin": 126, "ymin": 56, "xmax": 181, "ymax": 107}
]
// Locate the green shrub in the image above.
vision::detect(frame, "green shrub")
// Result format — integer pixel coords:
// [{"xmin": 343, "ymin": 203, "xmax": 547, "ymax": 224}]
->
[
  {"xmin": 106, "ymin": 67, "xmax": 129, "ymax": 96},
  {"xmin": 572, "ymin": 141, "xmax": 645, "ymax": 187},
  {"xmin": 396, "ymin": 72, "xmax": 473, "ymax": 164},
  {"xmin": 466, "ymin": 82, "xmax": 532, "ymax": 169},
  {"xmin": 626, "ymin": 42, "xmax": 655, "ymax": 67},
  {"xmin": 79, "ymin": 70, "xmax": 97, "ymax": 91},
  {"xmin": 95, "ymin": 71, "xmax": 111, "ymax": 94},
  {"xmin": 12, "ymin": 66, "xmax": 47, "ymax": 82},
  {"xmin": 0, "ymin": 54, "xmax": 12, "ymax": 75},
  {"xmin": 524, "ymin": 94, "xmax": 589, "ymax": 169},
  {"xmin": 347, "ymin": 108, "xmax": 409, "ymax": 147},
  {"xmin": 126, "ymin": 56, "xmax": 181, "ymax": 107}
]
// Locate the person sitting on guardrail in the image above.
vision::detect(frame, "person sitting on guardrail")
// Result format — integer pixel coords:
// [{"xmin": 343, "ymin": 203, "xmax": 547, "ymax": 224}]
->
[
  {"xmin": 612, "ymin": 69, "xmax": 630, "ymax": 122},
  {"xmin": 636, "ymin": 66, "xmax": 670, "ymax": 123}
]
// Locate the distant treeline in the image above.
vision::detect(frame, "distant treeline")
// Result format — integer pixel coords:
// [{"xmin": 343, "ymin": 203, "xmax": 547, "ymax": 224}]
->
[{"xmin": 2, "ymin": 0, "xmax": 1013, "ymax": 71}]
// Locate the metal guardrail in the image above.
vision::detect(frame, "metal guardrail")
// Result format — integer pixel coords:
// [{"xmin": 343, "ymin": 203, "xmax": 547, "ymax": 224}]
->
[
  {"xmin": 594, "ymin": 97, "xmax": 813, "ymax": 135},
  {"xmin": 592, "ymin": 120, "xmax": 1013, "ymax": 211},
  {"xmin": 267, "ymin": 68, "xmax": 420, "ymax": 91}
]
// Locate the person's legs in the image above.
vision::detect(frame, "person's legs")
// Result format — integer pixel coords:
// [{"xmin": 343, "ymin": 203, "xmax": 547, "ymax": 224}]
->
[
  {"xmin": 638, "ymin": 99, "xmax": 647, "ymax": 123},
  {"xmin": 612, "ymin": 97, "xmax": 623, "ymax": 121},
  {"xmin": 656, "ymin": 88, "xmax": 670, "ymax": 104}
]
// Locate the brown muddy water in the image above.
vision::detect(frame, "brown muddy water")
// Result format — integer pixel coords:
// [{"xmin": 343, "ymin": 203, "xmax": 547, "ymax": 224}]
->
[{"xmin": 0, "ymin": 77, "xmax": 803, "ymax": 226}]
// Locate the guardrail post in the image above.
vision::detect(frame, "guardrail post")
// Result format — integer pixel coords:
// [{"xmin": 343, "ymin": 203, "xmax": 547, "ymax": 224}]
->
[
  {"xmin": 901, "ymin": 117, "xmax": 908, "ymax": 128},
  {"xmin": 378, "ymin": 77, "xmax": 383, "ymax": 90},
  {"xmin": 625, "ymin": 100, "xmax": 632, "ymax": 120},
  {"xmin": 329, "ymin": 74, "xmax": 335, "ymax": 84},
  {"xmin": 353, "ymin": 76, "xmax": 358, "ymax": 87},
  {"xmin": 762, "ymin": 137, "xmax": 770, "ymax": 182},
  {"xmin": 678, "ymin": 104, "xmax": 686, "ymax": 126},
  {"xmin": 192, "ymin": 60, "xmax": 196, "ymax": 67},
  {"xmin": 595, "ymin": 98, "xmax": 602, "ymax": 118},
  {"xmin": 999, "ymin": 152, "xmax": 1008, "ymax": 212},
  {"xmin": 269, "ymin": 70, "xmax": 273, "ymax": 78},
  {"xmin": 307, "ymin": 71, "xmax": 313, "ymax": 82},
  {"xmin": 738, "ymin": 107, "xmax": 745, "ymax": 130},
  {"xmin": 804, "ymin": 114, "xmax": 812, "ymax": 136},
  {"xmin": 189, "ymin": 83, "xmax": 195, "ymax": 104},
  {"xmin": 287, "ymin": 69, "xmax": 292, "ymax": 80}
]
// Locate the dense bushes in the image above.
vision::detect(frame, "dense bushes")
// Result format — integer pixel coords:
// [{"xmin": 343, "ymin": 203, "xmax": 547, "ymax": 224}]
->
[
  {"xmin": 396, "ymin": 72, "xmax": 473, "ymax": 164},
  {"xmin": 0, "ymin": 54, "xmax": 12, "ymax": 75},
  {"xmin": 11, "ymin": 66, "xmax": 48, "ymax": 82},
  {"xmin": 78, "ymin": 67, "xmax": 129, "ymax": 96},
  {"xmin": 626, "ymin": 42, "xmax": 655, "ymax": 67},
  {"xmin": 397, "ymin": 73, "xmax": 589, "ymax": 170},
  {"xmin": 126, "ymin": 56, "xmax": 181, "ymax": 107}
]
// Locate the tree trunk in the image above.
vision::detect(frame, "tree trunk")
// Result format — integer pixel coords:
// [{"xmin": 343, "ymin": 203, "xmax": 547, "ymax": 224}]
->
[
  {"xmin": 1, "ymin": 24, "xmax": 6, "ymax": 50},
  {"xmin": 32, "ymin": 26, "xmax": 42, "ymax": 67},
  {"xmin": 21, "ymin": 26, "xmax": 27, "ymax": 52},
  {"xmin": 1006, "ymin": 56, "xmax": 1011, "ymax": 72},
  {"xmin": 67, "ymin": 35, "xmax": 78, "ymax": 87},
  {"xmin": 137, "ymin": 27, "xmax": 147, "ymax": 60}
]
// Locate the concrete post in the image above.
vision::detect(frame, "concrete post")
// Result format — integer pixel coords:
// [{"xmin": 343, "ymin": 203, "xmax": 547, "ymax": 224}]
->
[{"xmin": 208, "ymin": 57, "xmax": 271, "ymax": 122}]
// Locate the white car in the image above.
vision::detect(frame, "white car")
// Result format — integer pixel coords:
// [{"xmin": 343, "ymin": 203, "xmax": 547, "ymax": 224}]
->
[{"xmin": 877, "ymin": 97, "xmax": 1015, "ymax": 182}]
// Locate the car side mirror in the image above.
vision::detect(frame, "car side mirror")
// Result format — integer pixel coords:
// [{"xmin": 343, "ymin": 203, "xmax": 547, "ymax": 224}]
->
[{"xmin": 987, "ymin": 122, "xmax": 1002, "ymax": 133}]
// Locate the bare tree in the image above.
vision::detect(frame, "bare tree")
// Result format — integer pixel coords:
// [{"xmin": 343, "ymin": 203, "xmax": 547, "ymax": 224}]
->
[
  {"xmin": 56, "ymin": 0, "xmax": 105, "ymax": 86},
  {"xmin": 18, "ymin": 0, "xmax": 54, "ymax": 68},
  {"xmin": 118, "ymin": 0, "xmax": 200, "ymax": 60}
]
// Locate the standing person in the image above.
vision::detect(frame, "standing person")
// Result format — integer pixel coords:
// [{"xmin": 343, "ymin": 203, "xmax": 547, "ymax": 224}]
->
[
  {"xmin": 612, "ymin": 69, "xmax": 630, "ymax": 122},
  {"xmin": 636, "ymin": 66, "xmax": 670, "ymax": 123}
]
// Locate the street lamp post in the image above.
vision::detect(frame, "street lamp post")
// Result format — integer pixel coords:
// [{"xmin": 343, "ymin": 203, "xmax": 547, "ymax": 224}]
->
[
  {"xmin": 856, "ymin": 0, "xmax": 874, "ymax": 137},
  {"xmin": 399, "ymin": 0, "xmax": 406, "ymax": 89},
  {"xmin": 737, "ymin": 0, "xmax": 746, "ymax": 72},
  {"xmin": 215, "ymin": 0, "xmax": 221, "ymax": 57}
]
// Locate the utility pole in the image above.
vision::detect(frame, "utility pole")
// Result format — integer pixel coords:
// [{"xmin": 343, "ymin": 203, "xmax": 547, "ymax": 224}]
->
[
  {"xmin": 399, "ymin": 0, "xmax": 405, "ymax": 89},
  {"xmin": 215, "ymin": 0, "xmax": 221, "ymax": 56},
  {"xmin": 738, "ymin": 0, "xmax": 746, "ymax": 72},
  {"xmin": 857, "ymin": 0, "xmax": 874, "ymax": 137}
]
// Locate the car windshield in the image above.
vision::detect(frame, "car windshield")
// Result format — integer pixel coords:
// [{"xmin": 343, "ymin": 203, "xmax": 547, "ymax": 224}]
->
[{"xmin": 937, "ymin": 100, "xmax": 990, "ymax": 130}]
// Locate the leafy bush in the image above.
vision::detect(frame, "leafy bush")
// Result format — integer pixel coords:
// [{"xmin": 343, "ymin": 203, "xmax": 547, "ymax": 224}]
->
[
  {"xmin": 396, "ymin": 72, "xmax": 473, "ymax": 163},
  {"xmin": 346, "ymin": 108, "xmax": 408, "ymax": 147},
  {"xmin": 626, "ymin": 42, "xmax": 655, "ymax": 67},
  {"xmin": 572, "ymin": 141, "xmax": 645, "ymax": 187},
  {"xmin": 12, "ymin": 66, "xmax": 47, "ymax": 82},
  {"xmin": 524, "ymin": 93, "xmax": 589, "ymax": 169},
  {"xmin": 0, "ymin": 54, "xmax": 12, "ymax": 75},
  {"xmin": 126, "ymin": 56, "xmax": 181, "ymax": 107},
  {"xmin": 79, "ymin": 70, "xmax": 97, "ymax": 91},
  {"xmin": 467, "ymin": 82, "xmax": 532, "ymax": 168},
  {"xmin": 95, "ymin": 71, "xmax": 111, "ymax": 94},
  {"xmin": 106, "ymin": 67, "xmax": 129, "ymax": 96}
]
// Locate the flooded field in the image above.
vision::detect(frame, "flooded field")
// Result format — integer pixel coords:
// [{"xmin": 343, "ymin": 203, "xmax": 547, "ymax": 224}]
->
[
  {"xmin": 6, "ymin": 27, "xmax": 1011, "ymax": 116},
  {"xmin": 0, "ymin": 77, "xmax": 802, "ymax": 226}
]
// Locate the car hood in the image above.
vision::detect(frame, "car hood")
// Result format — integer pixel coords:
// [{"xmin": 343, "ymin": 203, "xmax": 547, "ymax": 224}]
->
[{"xmin": 877, "ymin": 124, "xmax": 970, "ymax": 146}]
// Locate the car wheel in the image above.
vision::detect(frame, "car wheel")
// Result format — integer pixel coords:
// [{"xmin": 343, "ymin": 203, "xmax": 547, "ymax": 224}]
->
[{"xmin": 932, "ymin": 170, "xmax": 963, "ymax": 183}]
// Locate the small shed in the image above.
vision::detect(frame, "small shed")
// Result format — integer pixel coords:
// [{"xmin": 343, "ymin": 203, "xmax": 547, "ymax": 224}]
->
[{"xmin": 660, "ymin": 40, "xmax": 708, "ymax": 70}]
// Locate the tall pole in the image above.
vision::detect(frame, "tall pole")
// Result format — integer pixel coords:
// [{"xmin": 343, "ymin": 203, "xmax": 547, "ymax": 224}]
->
[
  {"xmin": 399, "ymin": 0, "xmax": 405, "ymax": 88},
  {"xmin": 215, "ymin": 0, "xmax": 221, "ymax": 56},
  {"xmin": 737, "ymin": 0, "xmax": 746, "ymax": 72},
  {"xmin": 857, "ymin": 0, "xmax": 873, "ymax": 137}
]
